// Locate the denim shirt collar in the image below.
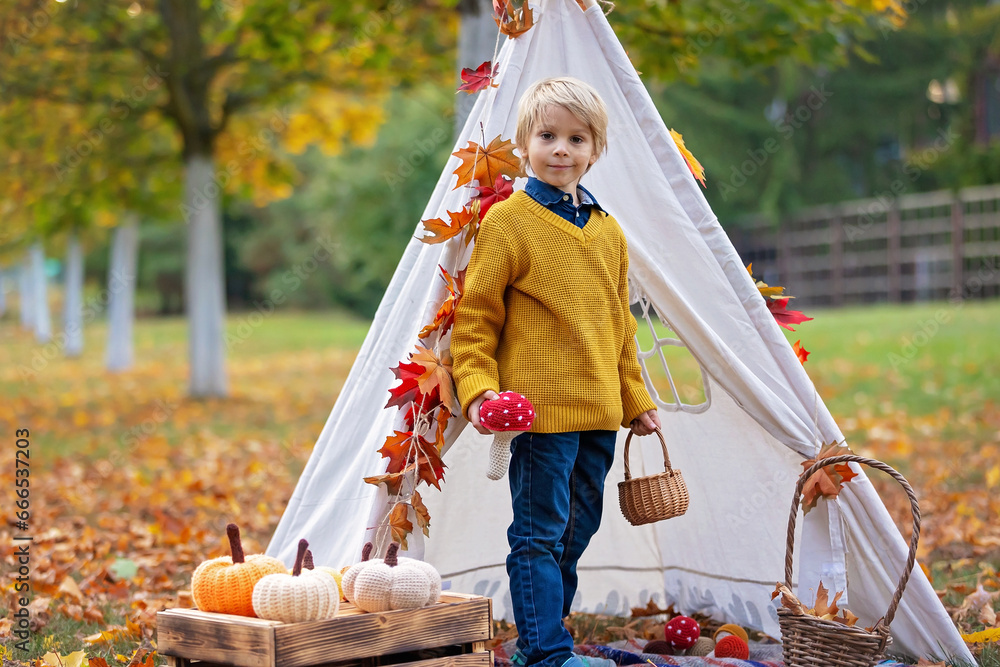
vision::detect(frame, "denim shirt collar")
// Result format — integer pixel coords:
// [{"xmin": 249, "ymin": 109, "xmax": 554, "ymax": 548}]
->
[{"xmin": 524, "ymin": 177, "xmax": 606, "ymax": 213}]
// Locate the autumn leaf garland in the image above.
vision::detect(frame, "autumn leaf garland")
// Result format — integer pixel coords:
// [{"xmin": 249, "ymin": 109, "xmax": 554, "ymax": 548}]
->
[{"xmin": 369, "ymin": 7, "xmax": 532, "ymax": 549}]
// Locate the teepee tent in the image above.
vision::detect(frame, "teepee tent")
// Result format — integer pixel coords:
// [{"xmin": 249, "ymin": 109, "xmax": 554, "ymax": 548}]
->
[{"xmin": 268, "ymin": 1, "xmax": 972, "ymax": 661}]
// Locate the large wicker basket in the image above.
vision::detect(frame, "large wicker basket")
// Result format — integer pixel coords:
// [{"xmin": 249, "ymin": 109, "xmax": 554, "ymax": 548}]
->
[
  {"xmin": 618, "ymin": 428, "xmax": 689, "ymax": 526},
  {"xmin": 779, "ymin": 454, "xmax": 921, "ymax": 667}
]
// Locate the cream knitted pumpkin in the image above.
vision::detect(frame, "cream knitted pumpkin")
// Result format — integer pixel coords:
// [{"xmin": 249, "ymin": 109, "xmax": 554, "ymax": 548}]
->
[
  {"xmin": 352, "ymin": 543, "xmax": 440, "ymax": 612},
  {"xmin": 252, "ymin": 539, "xmax": 340, "ymax": 622},
  {"xmin": 303, "ymin": 549, "xmax": 348, "ymax": 601},
  {"xmin": 341, "ymin": 542, "xmax": 376, "ymax": 604}
]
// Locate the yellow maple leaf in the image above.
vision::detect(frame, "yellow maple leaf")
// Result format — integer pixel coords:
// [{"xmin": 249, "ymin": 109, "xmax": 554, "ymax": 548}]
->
[{"xmin": 41, "ymin": 651, "xmax": 87, "ymax": 667}]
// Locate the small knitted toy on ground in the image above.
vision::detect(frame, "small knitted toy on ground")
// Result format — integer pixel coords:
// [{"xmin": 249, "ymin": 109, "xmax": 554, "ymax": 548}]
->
[
  {"xmin": 479, "ymin": 391, "xmax": 535, "ymax": 480},
  {"xmin": 664, "ymin": 615, "xmax": 700, "ymax": 651}
]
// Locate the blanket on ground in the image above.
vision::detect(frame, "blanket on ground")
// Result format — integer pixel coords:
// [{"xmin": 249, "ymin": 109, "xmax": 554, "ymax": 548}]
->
[{"xmin": 492, "ymin": 637, "xmax": 918, "ymax": 667}]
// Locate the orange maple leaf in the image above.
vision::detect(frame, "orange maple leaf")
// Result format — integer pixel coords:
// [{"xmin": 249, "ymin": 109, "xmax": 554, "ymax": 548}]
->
[
  {"xmin": 420, "ymin": 201, "xmax": 480, "ymax": 245},
  {"xmin": 669, "ymin": 128, "xmax": 706, "ymax": 188},
  {"xmin": 771, "ymin": 582, "xmax": 806, "ymax": 615},
  {"xmin": 364, "ymin": 469, "xmax": 409, "ymax": 496},
  {"xmin": 411, "ymin": 345, "xmax": 456, "ymax": 410},
  {"xmin": 801, "ymin": 442, "xmax": 855, "ymax": 514},
  {"xmin": 435, "ymin": 407, "xmax": 451, "ymax": 451},
  {"xmin": 496, "ymin": 2, "xmax": 534, "ymax": 38},
  {"xmin": 389, "ymin": 502, "xmax": 414, "ymax": 550},
  {"xmin": 812, "ymin": 582, "xmax": 844, "ymax": 617},
  {"xmin": 793, "ymin": 340, "xmax": 810, "ymax": 364},
  {"xmin": 452, "ymin": 135, "xmax": 523, "ymax": 190},
  {"xmin": 412, "ymin": 490, "xmax": 431, "ymax": 537},
  {"xmin": 378, "ymin": 430, "xmax": 415, "ymax": 474},
  {"xmin": 419, "ymin": 266, "xmax": 466, "ymax": 340}
]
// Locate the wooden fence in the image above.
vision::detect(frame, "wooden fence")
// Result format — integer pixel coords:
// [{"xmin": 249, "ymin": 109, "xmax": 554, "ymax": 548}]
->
[{"xmin": 730, "ymin": 184, "xmax": 1000, "ymax": 307}]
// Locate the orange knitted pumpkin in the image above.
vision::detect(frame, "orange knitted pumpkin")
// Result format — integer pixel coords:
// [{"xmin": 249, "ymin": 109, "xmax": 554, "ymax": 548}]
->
[{"xmin": 191, "ymin": 523, "xmax": 287, "ymax": 617}]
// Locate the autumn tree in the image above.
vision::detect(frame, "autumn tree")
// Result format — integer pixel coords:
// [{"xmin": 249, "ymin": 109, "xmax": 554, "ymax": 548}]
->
[{"xmin": 0, "ymin": 0, "xmax": 453, "ymax": 396}]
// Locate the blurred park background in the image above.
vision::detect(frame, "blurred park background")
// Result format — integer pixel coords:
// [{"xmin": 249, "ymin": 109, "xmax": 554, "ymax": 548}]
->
[{"xmin": 1, "ymin": 0, "xmax": 999, "ymax": 664}]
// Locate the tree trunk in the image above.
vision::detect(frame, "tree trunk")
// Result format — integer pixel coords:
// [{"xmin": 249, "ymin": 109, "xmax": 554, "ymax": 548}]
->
[
  {"xmin": 19, "ymin": 255, "xmax": 34, "ymax": 329},
  {"xmin": 184, "ymin": 154, "xmax": 228, "ymax": 397},
  {"xmin": 64, "ymin": 233, "xmax": 85, "ymax": 357},
  {"xmin": 30, "ymin": 243, "xmax": 52, "ymax": 343},
  {"xmin": 456, "ymin": 0, "xmax": 499, "ymax": 136},
  {"xmin": 106, "ymin": 215, "xmax": 140, "ymax": 371}
]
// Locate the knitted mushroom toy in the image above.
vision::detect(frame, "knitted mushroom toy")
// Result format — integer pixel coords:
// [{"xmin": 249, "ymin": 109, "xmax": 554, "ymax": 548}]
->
[{"xmin": 479, "ymin": 391, "xmax": 535, "ymax": 480}]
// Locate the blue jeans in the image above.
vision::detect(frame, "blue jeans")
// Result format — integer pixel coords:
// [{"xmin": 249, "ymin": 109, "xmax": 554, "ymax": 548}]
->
[{"xmin": 507, "ymin": 430, "xmax": 618, "ymax": 667}]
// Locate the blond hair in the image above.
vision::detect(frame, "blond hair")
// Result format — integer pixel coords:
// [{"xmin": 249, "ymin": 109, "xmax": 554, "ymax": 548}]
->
[{"xmin": 515, "ymin": 77, "xmax": 608, "ymax": 173}]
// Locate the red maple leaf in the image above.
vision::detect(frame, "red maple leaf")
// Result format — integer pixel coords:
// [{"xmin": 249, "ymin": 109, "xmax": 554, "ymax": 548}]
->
[
  {"xmin": 458, "ymin": 61, "xmax": 498, "ymax": 94},
  {"xmin": 472, "ymin": 174, "xmax": 514, "ymax": 217},
  {"xmin": 767, "ymin": 298, "xmax": 813, "ymax": 331},
  {"xmin": 386, "ymin": 361, "xmax": 424, "ymax": 410}
]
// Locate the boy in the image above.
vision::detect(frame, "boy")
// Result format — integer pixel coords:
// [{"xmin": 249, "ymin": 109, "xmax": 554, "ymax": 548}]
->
[{"xmin": 451, "ymin": 77, "xmax": 660, "ymax": 667}]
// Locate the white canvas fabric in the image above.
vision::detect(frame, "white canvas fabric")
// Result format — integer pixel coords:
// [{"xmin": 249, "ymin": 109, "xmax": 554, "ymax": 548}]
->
[{"xmin": 268, "ymin": 1, "xmax": 972, "ymax": 661}]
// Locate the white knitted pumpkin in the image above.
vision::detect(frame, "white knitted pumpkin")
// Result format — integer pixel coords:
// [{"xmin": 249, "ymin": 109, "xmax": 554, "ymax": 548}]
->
[
  {"xmin": 353, "ymin": 543, "xmax": 440, "ymax": 612},
  {"xmin": 341, "ymin": 542, "xmax": 377, "ymax": 604},
  {"xmin": 252, "ymin": 539, "xmax": 340, "ymax": 622},
  {"xmin": 303, "ymin": 548, "xmax": 349, "ymax": 601}
]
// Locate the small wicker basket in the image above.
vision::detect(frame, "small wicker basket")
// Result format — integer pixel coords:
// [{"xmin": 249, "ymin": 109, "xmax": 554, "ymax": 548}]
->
[
  {"xmin": 779, "ymin": 454, "xmax": 921, "ymax": 667},
  {"xmin": 618, "ymin": 428, "xmax": 689, "ymax": 526}
]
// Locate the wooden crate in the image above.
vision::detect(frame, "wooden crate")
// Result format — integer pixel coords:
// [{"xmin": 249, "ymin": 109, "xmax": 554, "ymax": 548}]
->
[{"xmin": 157, "ymin": 592, "xmax": 493, "ymax": 667}]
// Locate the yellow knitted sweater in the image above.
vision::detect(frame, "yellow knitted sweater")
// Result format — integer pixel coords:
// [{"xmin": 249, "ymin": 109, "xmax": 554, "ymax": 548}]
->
[{"xmin": 451, "ymin": 190, "xmax": 656, "ymax": 433}]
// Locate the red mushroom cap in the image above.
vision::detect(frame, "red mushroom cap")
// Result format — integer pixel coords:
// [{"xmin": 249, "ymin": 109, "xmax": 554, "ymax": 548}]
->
[{"xmin": 480, "ymin": 391, "xmax": 535, "ymax": 433}]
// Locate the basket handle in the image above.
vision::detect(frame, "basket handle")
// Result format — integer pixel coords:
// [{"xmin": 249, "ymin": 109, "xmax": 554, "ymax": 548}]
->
[
  {"xmin": 784, "ymin": 454, "xmax": 920, "ymax": 631},
  {"xmin": 622, "ymin": 428, "xmax": 674, "ymax": 482}
]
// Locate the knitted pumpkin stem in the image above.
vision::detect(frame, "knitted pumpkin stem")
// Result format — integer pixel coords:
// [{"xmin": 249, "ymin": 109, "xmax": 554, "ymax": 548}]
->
[
  {"xmin": 303, "ymin": 549, "xmax": 315, "ymax": 570},
  {"xmin": 226, "ymin": 523, "xmax": 245, "ymax": 564},
  {"xmin": 385, "ymin": 542, "xmax": 400, "ymax": 567},
  {"xmin": 292, "ymin": 539, "xmax": 309, "ymax": 576},
  {"xmin": 361, "ymin": 541, "xmax": 373, "ymax": 562}
]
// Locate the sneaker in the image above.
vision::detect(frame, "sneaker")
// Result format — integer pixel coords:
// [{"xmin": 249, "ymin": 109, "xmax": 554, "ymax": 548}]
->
[
  {"xmin": 561, "ymin": 656, "xmax": 617, "ymax": 667},
  {"xmin": 511, "ymin": 651, "xmax": 528, "ymax": 667}
]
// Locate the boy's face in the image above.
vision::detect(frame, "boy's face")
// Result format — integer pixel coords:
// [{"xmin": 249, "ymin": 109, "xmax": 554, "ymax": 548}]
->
[{"xmin": 524, "ymin": 105, "xmax": 597, "ymax": 197}]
